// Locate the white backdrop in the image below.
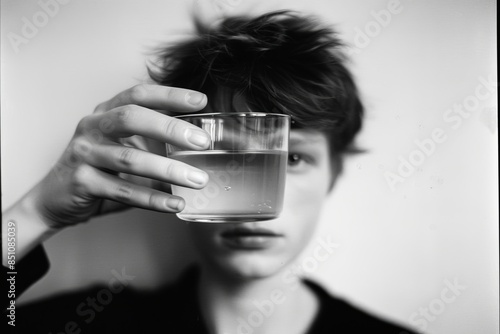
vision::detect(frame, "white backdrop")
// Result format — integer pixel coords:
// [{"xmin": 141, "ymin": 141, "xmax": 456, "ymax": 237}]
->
[{"xmin": 1, "ymin": 0, "xmax": 497, "ymax": 333}]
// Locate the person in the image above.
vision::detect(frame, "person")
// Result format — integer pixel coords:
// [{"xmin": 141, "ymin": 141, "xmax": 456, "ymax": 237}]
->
[{"xmin": 3, "ymin": 10, "xmax": 417, "ymax": 334}]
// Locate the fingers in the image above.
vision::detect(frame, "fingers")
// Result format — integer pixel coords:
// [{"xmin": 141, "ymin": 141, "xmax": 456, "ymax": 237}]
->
[
  {"xmin": 80, "ymin": 105, "xmax": 211, "ymax": 150},
  {"xmin": 95, "ymin": 84, "xmax": 207, "ymax": 114},
  {"xmin": 84, "ymin": 142, "xmax": 208, "ymax": 189},
  {"xmin": 70, "ymin": 84, "xmax": 211, "ymax": 216},
  {"xmin": 75, "ymin": 165, "xmax": 186, "ymax": 213}
]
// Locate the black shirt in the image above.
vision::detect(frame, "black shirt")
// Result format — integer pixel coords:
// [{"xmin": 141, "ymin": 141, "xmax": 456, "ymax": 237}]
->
[{"xmin": 9, "ymin": 247, "xmax": 417, "ymax": 333}]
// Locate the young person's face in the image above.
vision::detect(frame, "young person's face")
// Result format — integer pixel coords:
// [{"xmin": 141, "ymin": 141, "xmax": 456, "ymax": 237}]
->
[{"xmin": 187, "ymin": 123, "xmax": 336, "ymax": 280}]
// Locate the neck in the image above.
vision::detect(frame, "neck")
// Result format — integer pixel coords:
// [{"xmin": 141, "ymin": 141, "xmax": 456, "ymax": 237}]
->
[{"xmin": 197, "ymin": 263, "xmax": 318, "ymax": 334}]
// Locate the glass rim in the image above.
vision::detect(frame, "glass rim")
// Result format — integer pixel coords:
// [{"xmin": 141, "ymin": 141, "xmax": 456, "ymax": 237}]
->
[{"xmin": 174, "ymin": 112, "xmax": 291, "ymax": 119}]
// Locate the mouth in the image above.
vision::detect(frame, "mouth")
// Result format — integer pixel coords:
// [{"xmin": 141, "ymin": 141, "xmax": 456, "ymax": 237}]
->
[{"xmin": 220, "ymin": 227, "xmax": 284, "ymax": 250}]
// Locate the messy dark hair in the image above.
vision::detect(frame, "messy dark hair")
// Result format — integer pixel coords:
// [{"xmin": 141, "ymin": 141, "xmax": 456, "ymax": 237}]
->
[{"xmin": 148, "ymin": 10, "xmax": 363, "ymax": 171}]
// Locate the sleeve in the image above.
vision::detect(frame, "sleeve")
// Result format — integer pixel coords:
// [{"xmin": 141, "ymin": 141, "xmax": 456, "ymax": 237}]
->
[{"xmin": 4, "ymin": 245, "xmax": 50, "ymax": 301}]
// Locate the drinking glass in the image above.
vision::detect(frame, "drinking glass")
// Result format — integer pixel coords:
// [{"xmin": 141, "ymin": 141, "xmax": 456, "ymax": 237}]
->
[{"xmin": 166, "ymin": 112, "xmax": 290, "ymax": 223}]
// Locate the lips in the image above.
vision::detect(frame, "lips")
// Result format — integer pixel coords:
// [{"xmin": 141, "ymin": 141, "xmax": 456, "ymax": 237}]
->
[{"xmin": 220, "ymin": 227, "xmax": 283, "ymax": 250}]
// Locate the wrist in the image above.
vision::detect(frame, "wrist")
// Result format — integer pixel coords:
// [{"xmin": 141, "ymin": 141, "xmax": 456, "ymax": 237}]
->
[{"xmin": 2, "ymin": 189, "xmax": 59, "ymax": 266}]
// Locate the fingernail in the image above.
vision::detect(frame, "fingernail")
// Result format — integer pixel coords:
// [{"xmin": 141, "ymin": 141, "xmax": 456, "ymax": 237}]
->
[
  {"xmin": 166, "ymin": 197, "xmax": 185, "ymax": 211},
  {"xmin": 187, "ymin": 170, "xmax": 208, "ymax": 186},
  {"xmin": 186, "ymin": 92, "xmax": 206, "ymax": 106},
  {"xmin": 186, "ymin": 128, "xmax": 210, "ymax": 148}
]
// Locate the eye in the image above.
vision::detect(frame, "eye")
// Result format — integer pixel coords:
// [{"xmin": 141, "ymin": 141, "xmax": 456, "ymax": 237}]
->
[
  {"xmin": 287, "ymin": 151, "xmax": 317, "ymax": 173},
  {"xmin": 288, "ymin": 153, "xmax": 304, "ymax": 167}
]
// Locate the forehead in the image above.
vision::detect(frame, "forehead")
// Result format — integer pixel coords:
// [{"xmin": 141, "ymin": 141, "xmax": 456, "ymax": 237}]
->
[{"xmin": 290, "ymin": 129, "xmax": 328, "ymax": 146}]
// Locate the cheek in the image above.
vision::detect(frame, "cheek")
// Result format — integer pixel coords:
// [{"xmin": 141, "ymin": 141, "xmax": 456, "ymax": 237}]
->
[
  {"xmin": 278, "ymin": 168, "xmax": 331, "ymax": 248},
  {"xmin": 284, "ymin": 169, "xmax": 330, "ymax": 218}
]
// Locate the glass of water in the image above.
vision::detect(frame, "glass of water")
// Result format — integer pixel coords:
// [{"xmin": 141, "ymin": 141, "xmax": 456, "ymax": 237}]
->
[{"xmin": 166, "ymin": 112, "xmax": 290, "ymax": 223}]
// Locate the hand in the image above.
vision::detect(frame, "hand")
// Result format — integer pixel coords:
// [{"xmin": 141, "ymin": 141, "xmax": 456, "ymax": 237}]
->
[{"xmin": 31, "ymin": 84, "xmax": 211, "ymax": 229}]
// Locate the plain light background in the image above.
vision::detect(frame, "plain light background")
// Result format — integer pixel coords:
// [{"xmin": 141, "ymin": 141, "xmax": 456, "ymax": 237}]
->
[{"xmin": 1, "ymin": 0, "xmax": 497, "ymax": 333}]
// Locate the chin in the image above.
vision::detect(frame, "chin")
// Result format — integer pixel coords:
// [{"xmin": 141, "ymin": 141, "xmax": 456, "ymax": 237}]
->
[{"xmin": 205, "ymin": 251, "xmax": 289, "ymax": 281}]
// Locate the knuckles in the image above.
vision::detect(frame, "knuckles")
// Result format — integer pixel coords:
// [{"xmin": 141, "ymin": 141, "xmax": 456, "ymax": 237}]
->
[
  {"xmin": 116, "ymin": 147, "xmax": 137, "ymax": 168},
  {"xmin": 71, "ymin": 164, "xmax": 95, "ymax": 194},
  {"xmin": 76, "ymin": 115, "xmax": 92, "ymax": 133},
  {"xmin": 160, "ymin": 117, "xmax": 180, "ymax": 139},
  {"xmin": 114, "ymin": 183, "xmax": 134, "ymax": 202},
  {"xmin": 93, "ymin": 101, "xmax": 108, "ymax": 114},
  {"xmin": 163, "ymin": 161, "xmax": 178, "ymax": 180},
  {"xmin": 113, "ymin": 104, "xmax": 137, "ymax": 127},
  {"xmin": 127, "ymin": 84, "xmax": 149, "ymax": 103},
  {"xmin": 71, "ymin": 137, "xmax": 94, "ymax": 158},
  {"xmin": 148, "ymin": 193, "xmax": 160, "ymax": 210},
  {"xmin": 80, "ymin": 104, "xmax": 140, "ymax": 136}
]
